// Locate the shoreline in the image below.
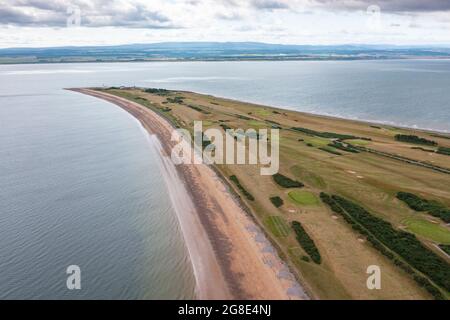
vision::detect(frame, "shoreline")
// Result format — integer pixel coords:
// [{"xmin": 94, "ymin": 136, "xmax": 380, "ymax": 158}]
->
[
  {"xmin": 70, "ymin": 88, "xmax": 309, "ymax": 300},
  {"xmin": 173, "ymin": 89, "xmax": 450, "ymax": 135}
]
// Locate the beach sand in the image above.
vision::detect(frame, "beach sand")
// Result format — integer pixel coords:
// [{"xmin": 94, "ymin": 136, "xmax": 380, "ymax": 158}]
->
[{"xmin": 70, "ymin": 88, "xmax": 309, "ymax": 300}]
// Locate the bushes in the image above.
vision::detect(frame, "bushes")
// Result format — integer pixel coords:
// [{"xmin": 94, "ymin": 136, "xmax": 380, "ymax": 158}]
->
[
  {"xmin": 395, "ymin": 134, "xmax": 437, "ymax": 146},
  {"xmin": 166, "ymin": 96, "xmax": 184, "ymax": 104},
  {"xmin": 273, "ymin": 173, "xmax": 304, "ymax": 188},
  {"xmin": 437, "ymin": 146, "xmax": 450, "ymax": 156},
  {"xmin": 144, "ymin": 88, "xmax": 169, "ymax": 96},
  {"xmin": 270, "ymin": 196, "xmax": 284, "ymax": 208},
  {"xmin": 291, "ymin": 127, "xmax": 371, "ymax": 141},
  {"xmin": 229, "ymin": 175, "xmax": 255, "ymax": 201},
  {"xmin": 396, "ymin": 192, "xmax": 450, "ymax": 223},
  {"xmin": 186, "ymin": 104, "xmax": 211, "ymax": 115},
  {"xmin": 439, "ymin": 244, "xmax": 450, "ymax": 256},
  {"xmin": 291, "ymin": 221, "xmax": 321, "ymax": 264},
  {"xmin": 411, "ymin": 147, "xmax": 436, "ymax": 152},
  {"xmin": 321, "ymin": 193, "xmax": 450, "ymax": 295},
  {"xmin": 319, "ymin": 147, "xmax": 342, "ymax": 156},
  {"xmin": 329, "ymin": 141, "xmax": 360, "ymax": 153},
  {"xmin": 220, "ymin": 123, "xmax": 232, "ymax": 131}
]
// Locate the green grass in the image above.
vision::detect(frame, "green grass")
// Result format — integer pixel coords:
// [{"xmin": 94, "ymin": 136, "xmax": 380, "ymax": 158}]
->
[
  {"xmin": 290, "ymin": 165, "xmax": 327, "ymax": 189},
  {"xmin": 255, "ymin": 109, "xmax": 272, "ymax": 116},
  {"xmin": 403, "ymin": 218, "xmax": 450, "ymax": 244},
  {"xmin": 265, "ymin": 216, "xmax": 290, "ymax": 237},
  {"xmin": 288, "ymin": 191, "xmax": 319, "ymax": 206},
  {"xmin": 304, "ymin": 137, "xmax": 330, "ymax": 147},
  {"xmin": 201, "ymin": 120, "xmax": 214, "ymax": 127},
  {"xmin": 247, "ymin": 120, "xmax": 268, "ymax": 128}
]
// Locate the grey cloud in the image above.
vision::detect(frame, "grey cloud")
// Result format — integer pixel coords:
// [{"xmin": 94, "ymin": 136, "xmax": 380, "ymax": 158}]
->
[
  {"xmin": 250, "ymin": 0, "xmax": 289, "ymax": 10},
  {"xmin": 313, "ymin": 0, "xmax": 450, "ymax": 12},
  {"xmin": 0, "ymin": 0, "xmax": 179, "ymax": 28}
]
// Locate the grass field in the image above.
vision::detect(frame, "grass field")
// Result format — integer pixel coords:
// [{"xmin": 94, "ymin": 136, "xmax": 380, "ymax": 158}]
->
[
  {"xmin": 99, "ymin": 87, "xmax": 450, "ymax": 300},
  {"xmin": 265, "ymin": 216, "xmax": 291, "ymax": 237},
  {"xmin": 347, "ymin": 139, "xmax": 371, "ymax": 146},
  {"xmin": 288, "ymin": 191, "xmax": 320, "ymax": 206},
  {"xmin": 403, "ymin": 218, "xmax": 450, "ymax": 244}
]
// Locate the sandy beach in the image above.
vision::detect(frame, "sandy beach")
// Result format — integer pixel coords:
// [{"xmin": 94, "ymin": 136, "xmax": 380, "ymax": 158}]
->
[{"xmin": 70, "ymin": 88, "xmax": 309, "ymax": 300}]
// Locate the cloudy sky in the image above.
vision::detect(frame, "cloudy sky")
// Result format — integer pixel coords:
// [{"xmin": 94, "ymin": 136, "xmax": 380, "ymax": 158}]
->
[{"xmin": 1, "ymin": 0, "xmax": 450, "ymax": 48}]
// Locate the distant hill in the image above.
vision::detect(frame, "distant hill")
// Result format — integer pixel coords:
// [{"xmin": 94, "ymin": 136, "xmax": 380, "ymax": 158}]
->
[{"xmin": 1, "ymin": 42, "xmax": 450, "ymax": 64}]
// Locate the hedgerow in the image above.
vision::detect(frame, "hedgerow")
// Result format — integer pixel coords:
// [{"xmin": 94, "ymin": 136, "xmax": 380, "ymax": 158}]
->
[
  {"xmin": 320, "ymin": 192, "xmax": 448, "ymax": 298},
  {"xmin": 291, "ymin": 221, "xmax": 321, "ymax": 264},
  {"xmin": 273, "ymin": 173, "xmax": 304, "ymax": 188}
]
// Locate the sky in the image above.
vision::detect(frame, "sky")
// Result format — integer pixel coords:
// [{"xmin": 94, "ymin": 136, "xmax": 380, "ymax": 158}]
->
[{"xmin": 1, "ymin": 0, "xmax": 450, "ymax": 48}]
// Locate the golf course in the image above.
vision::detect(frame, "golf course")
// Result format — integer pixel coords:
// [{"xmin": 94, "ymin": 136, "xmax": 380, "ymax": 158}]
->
[{"xmin": 92, "ymin": 87, "xmax": 450, "ymax": 300}]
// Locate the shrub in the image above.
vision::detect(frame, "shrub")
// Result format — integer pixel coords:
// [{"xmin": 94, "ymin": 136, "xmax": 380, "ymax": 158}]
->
[
  {"xmin": 439, "ymin": 244, "xmax": 450, "ymax": 256},
  {"xmin": 186, "ymin": 104, "xmax": 211, "ymax": 115},
  {"xmin": 166, "ymin": 96, "xmax": 184, "ymax": 104},
  {"xmin": 270, "ymin": 196, "xmax": 284, "ymax": 208},
  {"xmin": 396, "ymin": 192, "xmax": 450, "ymax": 223},
  {"xmin": 291, "ymin": 127, "xmax": 370, "ymax": 141},
  {"xmin": 323, "ymin": 193, "xmax": 450, "ymax": 293},
  {"xmin": 273, "ymin": 173, "xmax": 304, "ymax": 188},
  {"xmin": 291, "ymin": 221, "xmax": 321, "ymax": 264},
  {"xmin": 329, "ymin": 141, "xmax": 360, "ymax": 153},
  {"xmin": 144, "ymin": 88, "xmax": 169, "ymax": 96},
  {"xmin": 229, "ymin": 175, "xmax": 255, "ymax": 201},
  {"xmin": 395, "ymin": 134, "xmax": 437, "ymax": 146},
  {"xmin": 437, "ymin": 146, "xmax": 450, "ymax": 156},
  {"xmin": 319, "ymin": 147, "xmax": 342, "ymax": 156}
]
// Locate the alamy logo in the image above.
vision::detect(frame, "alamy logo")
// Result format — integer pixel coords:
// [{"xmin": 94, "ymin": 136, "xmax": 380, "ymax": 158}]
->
[
  {"xmin": 171, "ymin": 121, "xmax": 280, "ymax": 175},
  {"xmin": 66, "ymin": 265, "xmax": 81, "ymax": 290},
  {"xmin": 67, "ymin": 6, "xmax": 81, "ymax": 28},
  {"xmin": 366, "ymin": 265, "xmax": 381, "ymax": 290},
  {"xmin": 366, "ymin": 5, "xmax": 382, "ymax": 31}
]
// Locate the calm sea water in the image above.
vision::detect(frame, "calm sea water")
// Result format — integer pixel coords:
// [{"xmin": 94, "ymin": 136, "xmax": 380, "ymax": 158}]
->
[{"xmin": 0, "ymin": 60, "xmax": 449, "ymax": 299}]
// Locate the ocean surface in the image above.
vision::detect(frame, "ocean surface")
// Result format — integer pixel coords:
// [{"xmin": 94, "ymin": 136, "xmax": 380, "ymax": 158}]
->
[{"xmin": 0, "ymin": 60, "xmax": 449, "ymax": 299}]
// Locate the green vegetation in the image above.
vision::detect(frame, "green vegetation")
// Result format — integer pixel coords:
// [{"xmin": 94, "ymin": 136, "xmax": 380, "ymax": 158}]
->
[
  {"xmin": 439, "ymin": 245, "xmax": 450, "ymax": 256},
  {"xmin": 431, "ymin": 134, "xmax": 450, "ymax": 140},
  {"xmin": 143, "ymin": 88, "xmax": 170, "ymax": 96},
  {"xmin": 220, "ymin": 123, "xmax": 232, "ymax": 131},
  {"xmin": 273, "ymin": 173, "xmax": 304, "ymax": 188},
  {"xmin": 403, "ymin": 218, "xmax": 450, "ymax": 244},
  {"xmin": 355, "ymin": 145, "xmax": 450, "ymax": 175},
  {"xmin": 329, "ymin": 141, "xmax": 360, "ymax": 153},
  {"xmin": 269, "ymin": 196, "xmax": 284, "ymax": 208},
  {"xmin": 235, "ymin": 114, "xmax": 252, "ymax": 120},
  {"xmin": 291, "ymin": 127, "xmax": 371, "ymax": 141},
  {"xmin": 291, "ymin": 221, "xmax": 321, "ymax": 264},
  {"xmin": 395, "ymin": 134, "xmax": 437, "ymax": 146},
  {"xmin": 437, "ymin": 147, "xmax": 450, "ymax": 156},
  {"xmin": 229, "ymin": 175, "xmax": 255, "ymax": 201},
  {"xmin": 319, "ymin": 147, "xmax": 342, "ymax": 156},
  {"xmin": 396, "ymin": 192, "xmax": 450, "ymax": 223},
  {"xmin": 304, "ymin": 137, "xmax": 329, "ymax": 147},
  {"xmin": 320, "ymin": 192, "xmax": 449, "ymax": 298},
  {"xmin": 288, "ymin": 191, "xmax": 319, "ymax": 206},
  {"xmin": 166, "ymin": 96, "xmax": 184, "ymax": 104},
  {"xmin": 265, "ymin": 216, "xmax": 290, "ymax": 237},
  {"xmin": 186, "ymin": 104, "xmax": 211, "ymax": 115},
  {"xmin": 411, "ymin": 147, "xmax": 436, "ymax": 152}
]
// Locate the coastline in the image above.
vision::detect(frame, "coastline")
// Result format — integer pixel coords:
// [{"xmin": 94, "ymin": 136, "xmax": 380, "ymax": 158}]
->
[{"xmin": 70, "ymin": 88, "xmax": 309, "ymax": 300}]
